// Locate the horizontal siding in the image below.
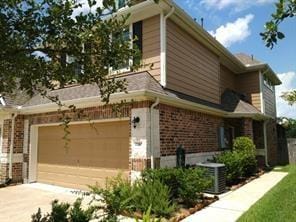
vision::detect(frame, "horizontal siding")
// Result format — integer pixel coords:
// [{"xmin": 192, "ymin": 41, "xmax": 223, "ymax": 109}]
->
[
  {"xmin": 220, "ymin": 65, "xmax": 236, "ymax": 95},
  {"xmin": 166, "ymin": 19, "xmax": 220, "ymax": 104},
  {"xmin": 263, "ymin": 85, "xmax": 276, "ymax": 117},
  {"xmin": 139, "ymin": 15, "xmax": 161, "ymax": 81},
  {"xmin": 236, "ymin": 72, "xmax": 261, "ymax": 111}
]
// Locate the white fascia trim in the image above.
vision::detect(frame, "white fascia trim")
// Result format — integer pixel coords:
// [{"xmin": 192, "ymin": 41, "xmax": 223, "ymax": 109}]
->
[
  {"xmin": 19, "ymin": 90, "xmax": 148, "ymax": 114},
  {"xmin": 18, "ymin": 89, "xmax": 268, "ymax": 120}
]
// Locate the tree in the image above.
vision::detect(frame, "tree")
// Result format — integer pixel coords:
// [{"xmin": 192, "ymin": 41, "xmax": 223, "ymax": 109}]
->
[
  {"xmin": 281, "ymin": 90, "xmax": 296, "ymax": 105},
  {"xmin": 0, "ymin": 0, "xmax": 143, "ymax": 106},
  {"xmin": 261, "ymin": 0, "xmax": 296, "ymax": 49},
  {"xmin": 279, "ymin": 117, "xmax": 296, "ymax": 137}
]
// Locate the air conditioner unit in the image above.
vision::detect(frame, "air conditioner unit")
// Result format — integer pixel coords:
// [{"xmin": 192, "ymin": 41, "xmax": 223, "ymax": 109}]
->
[{"xmin": 197, "ymin": 162, "xmax": 226, "ymax": 194}]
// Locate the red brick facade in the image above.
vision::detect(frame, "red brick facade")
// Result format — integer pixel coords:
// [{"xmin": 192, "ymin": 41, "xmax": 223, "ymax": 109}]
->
[
  {"xmin": 1, "ymin": 100, "xmax": 280, "ymax": 183},
  {"xmin": 266, "ymin": 119, "xmax": 278, "ymax": 166},
  {"xmin": 159, "ymin": 104, "xmax": 223, "ymax": 156}
]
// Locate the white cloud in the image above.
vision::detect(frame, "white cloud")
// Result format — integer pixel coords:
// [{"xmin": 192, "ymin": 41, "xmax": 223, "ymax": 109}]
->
[
  {"xmin": 209, "ymin": 14, "xmax": 254, "ymax": 48},
  {"xmin": 276, "ymin": 72, "xmax": 296, "ymax": 118},
  {"xmin": 200, "ymin": 0, "xmax": 275, "ymax": 11}
]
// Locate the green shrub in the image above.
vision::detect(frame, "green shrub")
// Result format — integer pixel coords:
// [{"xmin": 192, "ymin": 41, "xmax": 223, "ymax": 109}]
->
[
  {"xmin": 233, "ymin": 137, "xmax": 256, "ymax": 153},
  {"xmin": 214, "ymin": 151, "xmax": 242, "ymax": 185},
  {"xmin": 142, "ymin": 167, "xmax": 212, "ymax": 206},
  {"xmin": 215, "ymin": 137, "xmax": 257, "ymax": 185},
  {"xmin": 89, "ymin": 174, "xmax": 136, "ymax": 221},
  {"xmin": 133, "ymin": 179, "xmax": 176, "ymax": 218},
  {"xmin": 31, "ymin": 199, "xmax": 95, "ymax": 222}
]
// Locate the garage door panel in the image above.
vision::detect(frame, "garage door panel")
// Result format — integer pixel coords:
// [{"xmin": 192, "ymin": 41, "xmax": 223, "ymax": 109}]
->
[{"xmin": 37, "ymin": 121, "xmax": 129, "ymax": 190}]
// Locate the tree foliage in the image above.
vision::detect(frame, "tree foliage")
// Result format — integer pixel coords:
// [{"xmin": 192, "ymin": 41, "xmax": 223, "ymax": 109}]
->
[
  {"xmin": 0, "ymin": 0, "xmax": 143, "ymax": 105},
  {"xmin": 282, "ymin": 90, "xmax": 296, "ymax": 105},
  {"xmin": 261, "ymin": 0, "xmax": 296, "ymax": 49},
  {"xmin": 279, "ymin": 117, "xmax": 296, "ymax": 137}
]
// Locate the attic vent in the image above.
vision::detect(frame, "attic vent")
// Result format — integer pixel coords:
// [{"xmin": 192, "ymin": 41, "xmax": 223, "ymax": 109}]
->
[{"xmin": 197, "ymin": 162, "xmax": 226, "ymax": 194}]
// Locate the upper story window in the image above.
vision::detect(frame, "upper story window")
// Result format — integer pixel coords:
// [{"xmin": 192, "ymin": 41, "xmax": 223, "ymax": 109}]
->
[
  {"xmin": 116, "ymin": 0, "xmax": 127, "ymax": 10},
  {"xmin": 263, "ymin": 75, "xmax": 274, "ymax": 91},
  {"xmin": 110, "ymin": 20, "xmax": 143, "ymax": 74}
]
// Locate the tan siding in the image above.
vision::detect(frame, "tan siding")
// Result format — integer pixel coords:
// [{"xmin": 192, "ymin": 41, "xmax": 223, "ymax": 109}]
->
[
  {"xmin": 263, "ymin": 85, "xmax": 276, "ymax": 117},
  {"xmin": 166, "ymin": 19, "xmax": 220, "ymax": 104},
  {"xmin": 236, "ymin": 72, "xmax": 261, "ymax": 111},
  {"xmin": 220, "ymin": 65, "xmax": 236, "ymax": 94},
  {"xmin": 139, "ymin": 15, "xmax": 161, "ymax": 81}
]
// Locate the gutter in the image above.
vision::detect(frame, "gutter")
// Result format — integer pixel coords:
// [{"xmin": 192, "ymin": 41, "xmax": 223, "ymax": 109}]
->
[
  {"xmin": 160, "ymin": 6, "xmax": 175, "ymax": 87},
  {"xmin": 18, "ymin": 89, "xmax": 270, "ymax": 120},
  {"xmin": 150, "ymin": 98, "xmax": 159, "ymax": 169},
  {"xmin": 263, "ymin": 120, "xmax": 270, "ymax": 167}
]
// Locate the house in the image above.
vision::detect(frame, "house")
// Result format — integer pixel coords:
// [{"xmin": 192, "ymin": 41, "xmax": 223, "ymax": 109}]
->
[{"xmin": 0, "ymin": 0, "xmax": 281, "ymax": 190}]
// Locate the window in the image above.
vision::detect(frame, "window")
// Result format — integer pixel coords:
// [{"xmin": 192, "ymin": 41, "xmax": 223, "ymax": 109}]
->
[
  {"xmin": 219, "ymin": 126, "xmax": 235, "ymax": 149},
  {"xmin": 263, "ymin": 75, "xmax": 274, "ymax": 91},
  {"xmin": 110, "ymin": 21, "xmax": 143, "ymax": 74},
  {"xmin": 116, "ymin": 0, "xmax": 127, "ymax": 10},
  {"xmin": 110, "ymin": 26, "xmax": 132, "ymax": 73}
]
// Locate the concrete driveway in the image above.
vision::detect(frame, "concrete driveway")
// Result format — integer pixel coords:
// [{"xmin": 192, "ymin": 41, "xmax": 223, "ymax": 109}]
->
[{"xmin": 0, "ymin": 183, "xmax": 90, "ymax": 222}]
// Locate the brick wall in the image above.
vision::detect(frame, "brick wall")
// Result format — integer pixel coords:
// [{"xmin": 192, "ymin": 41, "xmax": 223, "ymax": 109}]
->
[
  {"xmin": 242, "ymin": 118, "xmax": 253, "ymax": 139},
  {"xmin": 159, "ymin": 104, "xmax": 223, "ymax": 156},
  {"xmin": 253, "ymin": 120, "xmax": 264, "ymax": 149},
  {"xmin": 266, "ymin": 119, "xmax": 278, "ymax": 166}
]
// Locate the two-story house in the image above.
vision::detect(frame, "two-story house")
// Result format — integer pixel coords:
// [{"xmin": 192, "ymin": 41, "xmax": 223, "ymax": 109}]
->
[{"xmin": 0, "ymin": 0, "xmax": 281, "ymax": 189}]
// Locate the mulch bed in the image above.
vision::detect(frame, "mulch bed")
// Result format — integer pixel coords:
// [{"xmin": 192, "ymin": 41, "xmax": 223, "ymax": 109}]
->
[{"xmin": 229, "ymin": 169, "xmax": 265, "ymax": 191}]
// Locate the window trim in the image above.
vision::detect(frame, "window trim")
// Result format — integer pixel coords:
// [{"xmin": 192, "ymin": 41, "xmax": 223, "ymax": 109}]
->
[
  {"xmin": 109, "ymin": 23, "xmax": 133, "ymax": 75},
  {"xmin": 263, "ymin": 75, "xmax": 274, "ymax": 91}
]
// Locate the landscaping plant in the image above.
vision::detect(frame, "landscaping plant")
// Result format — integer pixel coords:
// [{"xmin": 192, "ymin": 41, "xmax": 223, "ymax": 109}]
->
[
  {"xmin": 133, "ymin": 179, "xmax": 176, "ymax": 218},
  {"xmin": 31, "ymin": 199, "xmax": 95, "ymax": 222},
  {"xmin": 215, "ymin": 137, "xmax": 258, "ymax": 185},
  {"xmin": 142, "ymin": 167, "xmax": 212, "ymax": 206}
]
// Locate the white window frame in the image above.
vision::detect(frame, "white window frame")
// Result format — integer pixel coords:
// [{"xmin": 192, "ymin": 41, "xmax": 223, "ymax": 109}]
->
[
  {"xmin": 263, "ymin": 75, "xmax": 274, "ymax": 91},
  {"xmin": 109, "ymin": 24, "xmax": 133, "ymax": 75},
  {"xmin": 116, "ymin": 0, "xmax": 128, "ymax": 11}
]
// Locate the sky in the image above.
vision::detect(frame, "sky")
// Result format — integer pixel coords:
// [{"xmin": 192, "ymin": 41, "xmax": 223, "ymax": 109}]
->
[{"xmin": 174, "ymin": 0, "xmax": 296, "ymax": 118}]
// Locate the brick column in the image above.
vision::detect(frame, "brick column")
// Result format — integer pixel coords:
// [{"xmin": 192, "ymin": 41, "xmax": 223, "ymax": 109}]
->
[
  {"xmin": 242, "ymin": 118, "xmax": 253, "ymax": 139},
  {"xmin": 0, "ymin": 116, "xmax": 25, "ymax": 183}
]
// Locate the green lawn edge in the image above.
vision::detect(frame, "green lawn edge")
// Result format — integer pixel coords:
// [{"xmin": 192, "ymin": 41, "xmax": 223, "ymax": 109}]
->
[{"xmin": 238, "ymin": 165, "xmax": 296, "ymax": 222}]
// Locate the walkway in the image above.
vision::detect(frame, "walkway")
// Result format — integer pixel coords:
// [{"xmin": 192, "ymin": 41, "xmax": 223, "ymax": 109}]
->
[{"xmin": 183, "ymin": 171, "xmax": 288, "ymax": 222}]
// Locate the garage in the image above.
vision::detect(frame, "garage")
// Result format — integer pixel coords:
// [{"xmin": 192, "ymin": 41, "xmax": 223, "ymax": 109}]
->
[{"xmin": 37, "ymin": 121, "xmax": 130, "ymax": 190}]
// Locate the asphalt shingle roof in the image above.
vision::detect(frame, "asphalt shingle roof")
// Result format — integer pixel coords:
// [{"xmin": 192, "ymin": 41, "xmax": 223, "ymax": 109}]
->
[
  {"xmin": 235, "ymin": 53, "xmax": 263, "ymax": 66},
  {"xmin": 23, "ymin": 71, "xmax": 165, "ymax": 107}
]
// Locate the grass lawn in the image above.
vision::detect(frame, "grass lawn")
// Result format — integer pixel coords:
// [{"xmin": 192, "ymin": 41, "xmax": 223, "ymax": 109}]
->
[{"xmin": 238, "ymin": 164, "xmax": 296, "ymax": 222}]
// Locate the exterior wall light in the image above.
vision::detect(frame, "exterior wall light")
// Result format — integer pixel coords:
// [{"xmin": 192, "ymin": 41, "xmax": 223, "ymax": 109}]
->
[{"xmin": 132, "ymin": 116, "xmax": 140, "ymax": 128}]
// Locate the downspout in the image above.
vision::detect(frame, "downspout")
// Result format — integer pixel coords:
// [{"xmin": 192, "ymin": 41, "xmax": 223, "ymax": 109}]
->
[
  {"xmin": 150, "ymin": 98, "xmax": 159, "ymax": 169},
  {"xmin": 263, "ymin": 120, "xmax": 270, "ymax": 167},
  {"xmin": 160, "ymin": 6, "xmax": 175, "ymax": 87},
  {"xmin": 8, "ymin": 113, "xmax": 17, "ymax": 180}
]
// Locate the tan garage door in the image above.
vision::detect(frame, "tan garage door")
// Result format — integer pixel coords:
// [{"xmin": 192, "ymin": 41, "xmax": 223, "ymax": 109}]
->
[{"xmin": 37, "ymin": 121, "xmax": 129, "ymax": 190}]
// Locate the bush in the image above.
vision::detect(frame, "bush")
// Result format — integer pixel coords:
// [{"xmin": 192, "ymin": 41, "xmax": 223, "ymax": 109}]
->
[
  {"xmin": 142, "ymin": 167, "xmax": 212, "ymax": 206},
  {"xmin": 31, "ymin": 199, "xmax": 95, "ymax": 222},
  {"xmin": 214, "ymin": 151, "xmax": 242, "ymax": 185},
  {"xmin": 215, "ymin": 137, "xmax": 257, "ymax": 185},
  {"xmin": 90, "ymin": 174, "xmax": 136, "ymax": 221},
  {"xmin": 133, "ymin": 179, "xmax": 176, "ymax": 218},
  {"xmin": 90, "ymin": 174, "xmax": 175, "ymax": 219}
]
